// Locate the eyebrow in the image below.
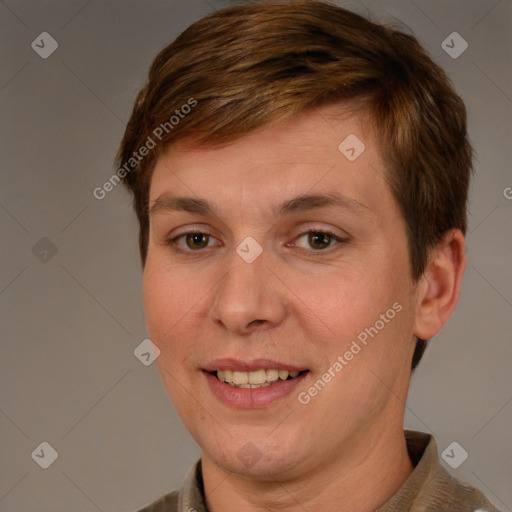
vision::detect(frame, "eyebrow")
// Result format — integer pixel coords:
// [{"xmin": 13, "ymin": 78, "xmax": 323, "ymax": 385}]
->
[{"xmin": 148, "ymin": 192, "xmax": 371, "ymax": 218}]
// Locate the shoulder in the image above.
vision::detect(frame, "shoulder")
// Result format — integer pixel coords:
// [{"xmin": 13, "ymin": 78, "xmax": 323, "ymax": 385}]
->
[
  {"xmin": 422, "ymin": 466, "xmax": 501, "ymax": 512},
  {"xmin": 135, "ymin": 459, "xmax": 203, "ymax": 512},
  {"xmin": 386, "ymin": 431, "xmax": 502, "ymax": 512},
  {"xmin": 136, "ymin": 490, "xmax": 179, "ymax": 512},
  {"xmin": 417, "ymin": 433, "xmax": 501, "ymax": 512}
]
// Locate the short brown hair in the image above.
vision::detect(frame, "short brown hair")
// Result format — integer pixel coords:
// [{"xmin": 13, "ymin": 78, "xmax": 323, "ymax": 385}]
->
[{"xmin": 116, "ymin": 0, "xmax": 473, "ymax": 369}]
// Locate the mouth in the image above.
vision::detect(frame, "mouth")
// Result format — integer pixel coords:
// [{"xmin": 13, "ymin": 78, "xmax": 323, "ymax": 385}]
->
[
  {"xmin": 202, "ymin": 358, "xmax": 311, "ymax": 407},
  {"xmin": 207, "ymin": 368, "xmax": 310, "ymax": 389}
]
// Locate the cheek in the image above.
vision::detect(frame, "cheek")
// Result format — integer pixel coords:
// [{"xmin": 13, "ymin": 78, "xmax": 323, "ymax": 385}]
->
[
  {"xmin": 292, "ymin": 263, "xmax": 395, "ymax": 346},
  {"xmin": 294, "ymin": 255, "xmax": 414, "ymax": 384},
  {"xmin": 143, "ymin": 261, "xmax": 214, "ymax": 376},
  {"xmin": 143, "ymin": 267, "xmax": 189, "ymax": 358},
  {"xmin": 143, "ymin": 271, "xmax": 169, "ymax": 340},
  {"xmin": 143, "ymin": 268, "xmax": 202, "ymax": 412},
  {"xmin": 143, "ymin": 257, "xmax": 200, "ymax": 333}
]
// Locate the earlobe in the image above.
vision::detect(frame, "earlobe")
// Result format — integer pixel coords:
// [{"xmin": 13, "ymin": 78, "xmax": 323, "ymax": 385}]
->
[{"xmin": 413, "ymin": 229, "xmax": 467, "ymax": 341}]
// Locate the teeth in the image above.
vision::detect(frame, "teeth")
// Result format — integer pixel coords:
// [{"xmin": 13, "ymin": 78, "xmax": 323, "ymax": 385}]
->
[
  {"xmin": 238, "ymin": 383, "xmax": 272, "ymax": 388},
  {"xmin": 248, "ymin": 369, "xmax": 267, "ymax": 385},
  {"xmin": 215, "ymin": 368, "xmax": 303, "ymax": 387},
  {"xmin": 265, "ymin": 369, "xmax": 279, "ymax": 382},
  {"xmin": 233, "ymin": 371, "xmax": 249, "ymax": 385}
]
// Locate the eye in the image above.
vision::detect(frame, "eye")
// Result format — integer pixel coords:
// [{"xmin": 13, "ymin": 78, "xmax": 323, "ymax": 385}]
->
[
  {"xmin": 168, "ymin": 231, "xmax": 220, "ymax": 251},
  {"xmin": 166, "ymin": 228, "xmax": 347, "ymax": 255},
  {"xmin": 293, "ymin": 230, "xmax": 347, "ymax": 251}
]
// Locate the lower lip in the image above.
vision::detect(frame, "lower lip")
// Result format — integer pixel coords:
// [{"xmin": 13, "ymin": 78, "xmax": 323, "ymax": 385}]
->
[{"xmin": 203, "ymin": 371, "xmax": 309, "ymax": 409}]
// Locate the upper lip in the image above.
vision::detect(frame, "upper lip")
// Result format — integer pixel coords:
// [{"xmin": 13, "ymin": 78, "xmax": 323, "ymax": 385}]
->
[{"xmin": 202, "ymin": 358, "xmax": 308, "ymax": 372}]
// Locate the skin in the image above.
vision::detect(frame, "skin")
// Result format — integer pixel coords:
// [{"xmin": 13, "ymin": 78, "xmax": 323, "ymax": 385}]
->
[{"xmin": 143, "ymin": 103, "xmax": 466, "ymax": 512}]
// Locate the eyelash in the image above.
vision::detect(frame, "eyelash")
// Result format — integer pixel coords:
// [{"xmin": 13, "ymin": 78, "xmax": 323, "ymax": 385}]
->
[{"xmin": 166, "ymin": 229, "xmax": 348, "ymax": 255}]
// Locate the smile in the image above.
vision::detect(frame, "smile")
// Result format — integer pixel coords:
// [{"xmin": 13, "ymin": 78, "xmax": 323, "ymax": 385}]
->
[{"xmin": 211, "ymin": 369, "xmax": 306, "ymax": 388}]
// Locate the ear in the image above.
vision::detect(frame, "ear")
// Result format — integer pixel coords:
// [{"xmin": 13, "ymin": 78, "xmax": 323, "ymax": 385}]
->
[{"xmin": 413, "ymin": 229, "xmax": 467, "ymax": 340}]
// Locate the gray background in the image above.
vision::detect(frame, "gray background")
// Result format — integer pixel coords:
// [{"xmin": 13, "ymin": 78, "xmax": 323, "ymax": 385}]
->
[{"xmin": 0, "ymin": 0, "xmax": 510, "ymax": 511}]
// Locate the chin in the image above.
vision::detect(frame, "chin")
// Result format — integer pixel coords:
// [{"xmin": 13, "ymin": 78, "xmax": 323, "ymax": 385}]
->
[{"xmin": 199, "ymin": 427, "xmax": 308, "ymax": 480}]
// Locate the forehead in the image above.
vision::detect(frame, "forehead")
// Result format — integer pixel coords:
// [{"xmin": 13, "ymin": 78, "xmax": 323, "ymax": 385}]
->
[
  {"xmin": 145, "ymin": 104, "xmax": 401, "ymax": 232},
  {"xmin": 165, "ymin": 104, "xmax": 374, "ymax": 166}
]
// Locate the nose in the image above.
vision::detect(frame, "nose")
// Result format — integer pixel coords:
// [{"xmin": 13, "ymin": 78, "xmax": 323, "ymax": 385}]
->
[{"xmin": 210, "ymin": 249, "xmax": 288, "ymax": 335}]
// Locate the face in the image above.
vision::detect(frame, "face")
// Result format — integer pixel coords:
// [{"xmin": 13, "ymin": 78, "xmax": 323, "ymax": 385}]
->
[{"xmin": 143, "ymin": 104, "xmax": 421, "ymax": 481}]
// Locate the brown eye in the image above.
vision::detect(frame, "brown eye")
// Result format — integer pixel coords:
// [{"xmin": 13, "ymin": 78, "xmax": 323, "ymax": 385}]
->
[
  {"xmin": 166, "ymin": 230, "xmax": 222, "ymax": 254},
  {"xmin": 292, "ymin": 229, "xmax": 347, "ymax": 253},
  {"xmin": 185, "ymin": 233, "xmax": 210, "ymax": 250},
  {"xmin": 307, "ymin": 232, "xmax": 332, "ymax": 250}
]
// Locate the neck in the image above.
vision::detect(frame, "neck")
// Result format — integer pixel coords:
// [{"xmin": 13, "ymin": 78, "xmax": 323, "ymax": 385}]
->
[{"xmin": 201, "ymin": 423, "xmax": 414, "ymax": 512}]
